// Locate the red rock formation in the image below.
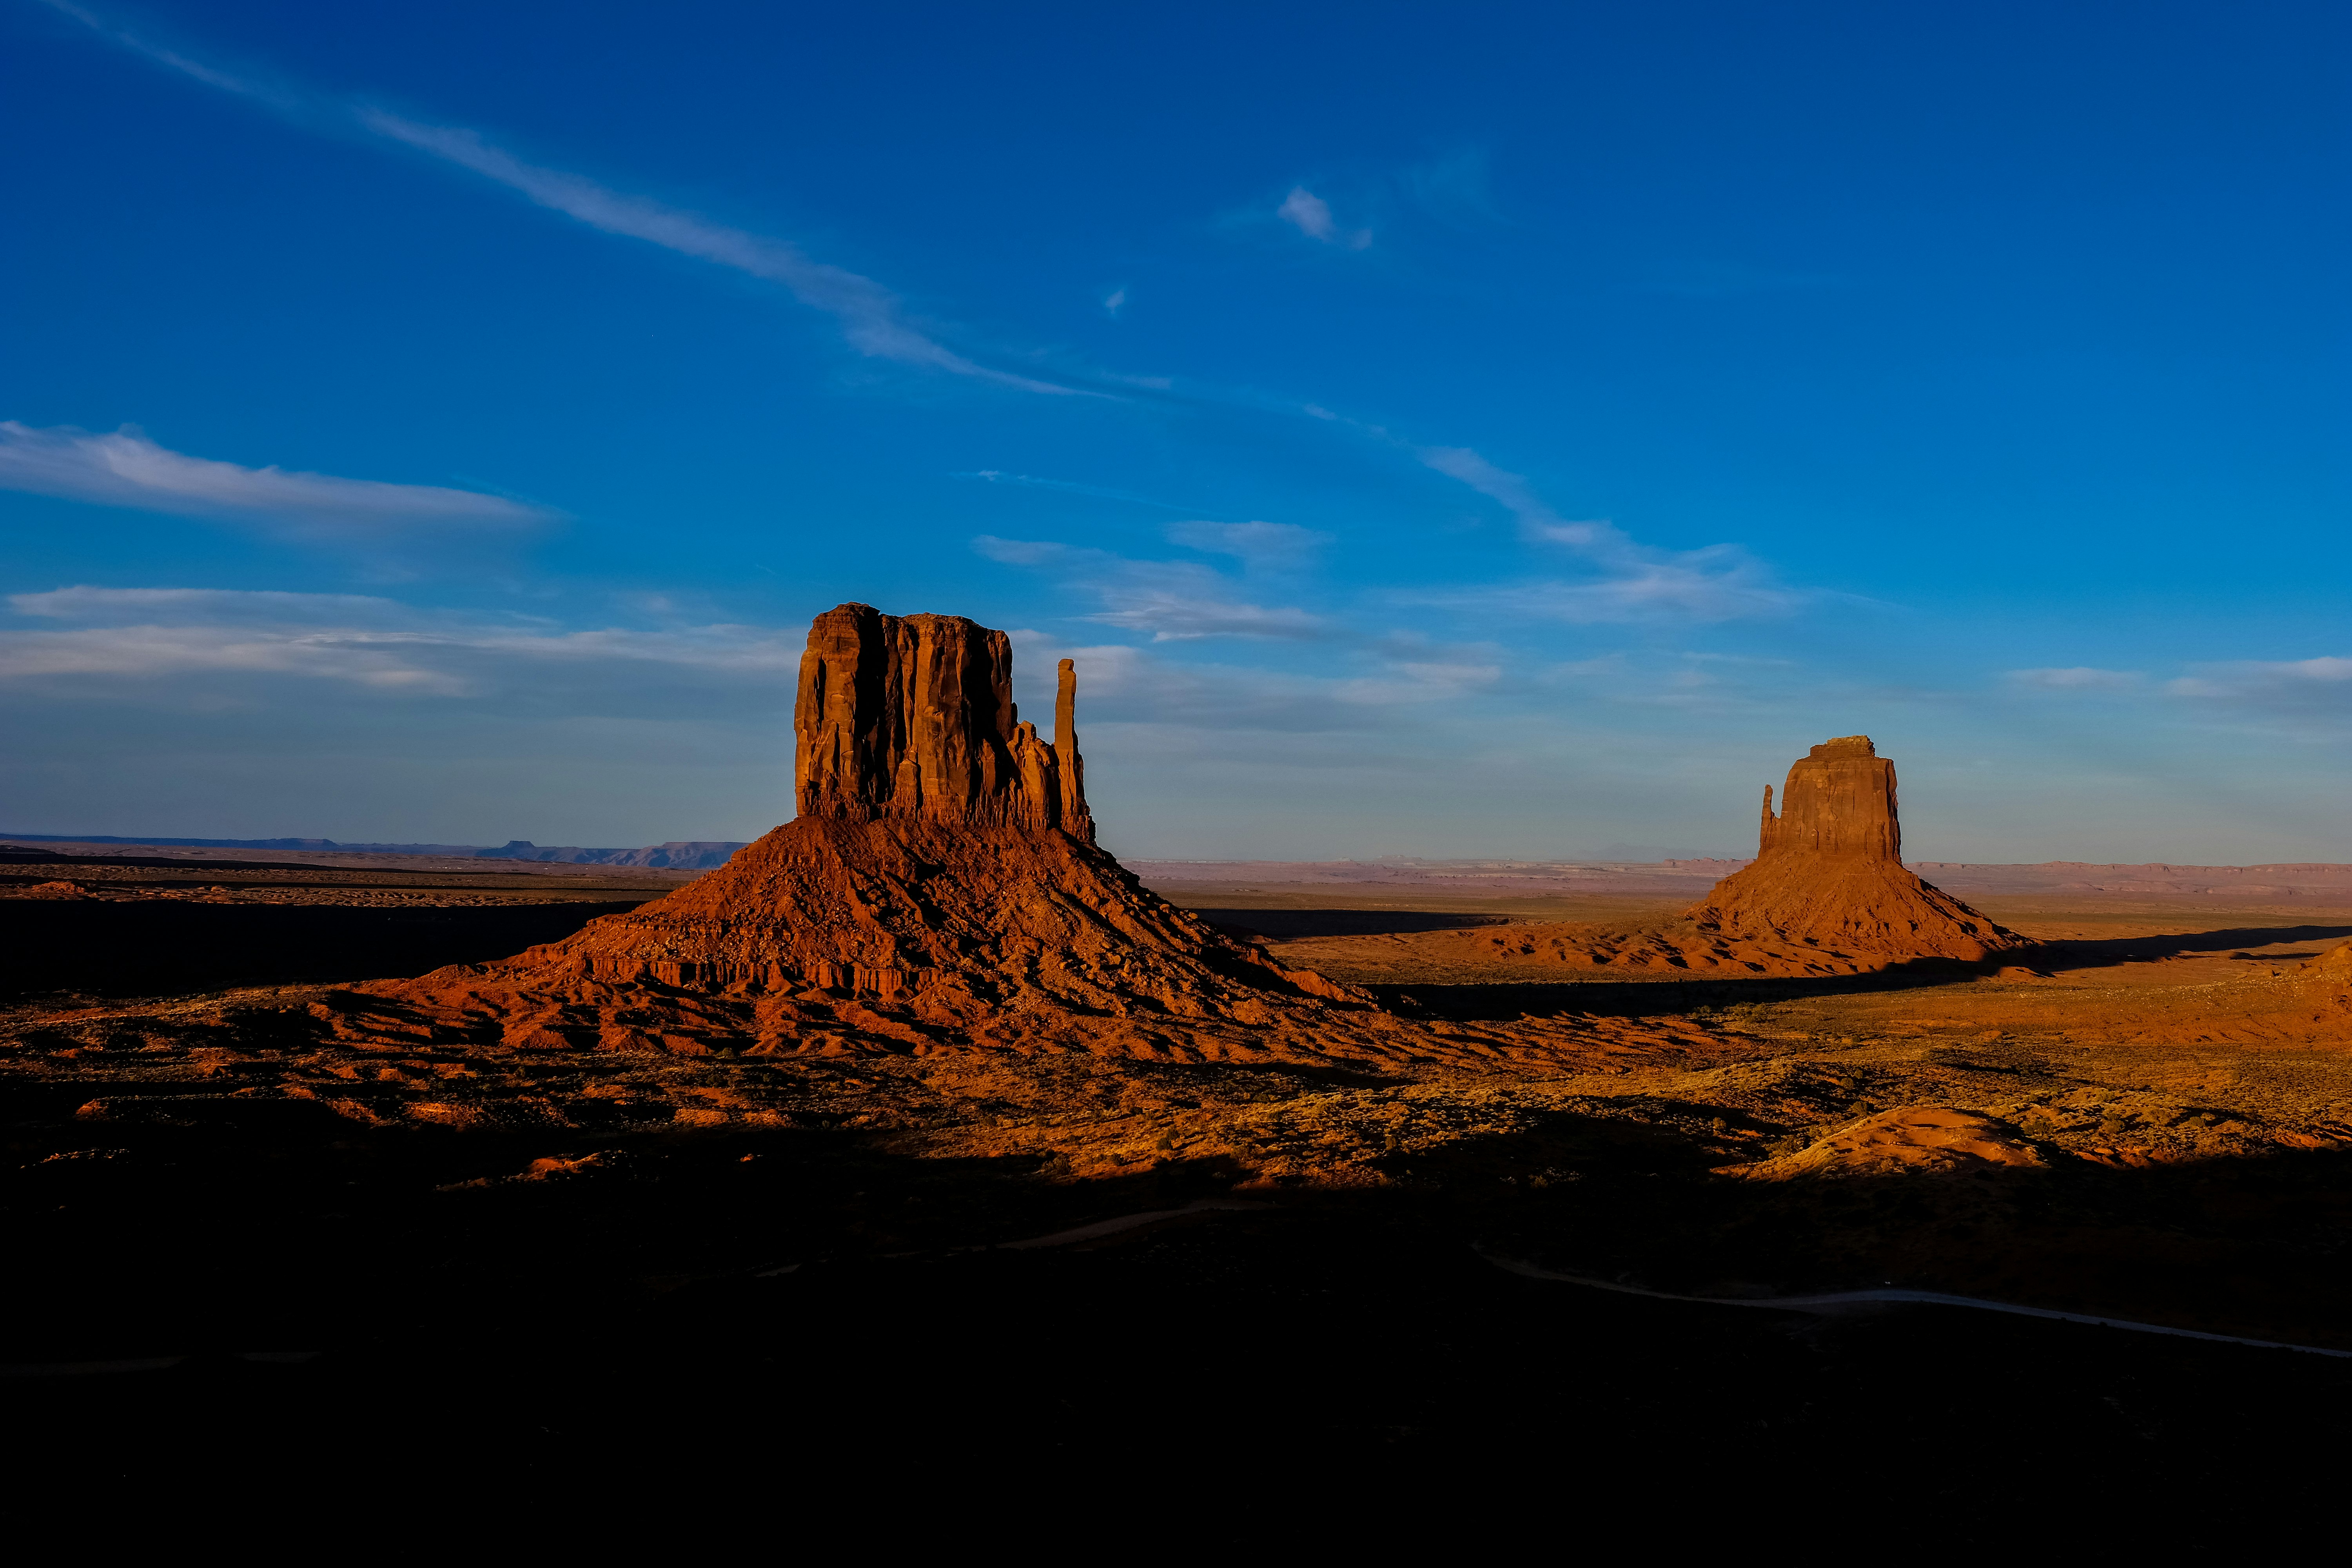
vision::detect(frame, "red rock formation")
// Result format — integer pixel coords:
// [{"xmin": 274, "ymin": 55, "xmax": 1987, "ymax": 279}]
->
[
  {"xmin": 319, "ymin": 603, "xmax": 1360, "ymax": 1060},
  {"xmin": 793, "ymin": 603, "xmax": 1091, "ymax": 839},
  {"xmin": 1755, "ymin": 736, "xmax": 1900, "ymax": 860},
  {"xmin": 1683, "ymin": 736, "xmax": 2025, "ymax": 963}
]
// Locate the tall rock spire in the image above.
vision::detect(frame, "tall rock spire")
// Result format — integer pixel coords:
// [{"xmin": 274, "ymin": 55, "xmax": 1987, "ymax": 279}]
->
[{"xmin": 1054, "ymin": 657, "xmax": 1093, "ymax": 843}]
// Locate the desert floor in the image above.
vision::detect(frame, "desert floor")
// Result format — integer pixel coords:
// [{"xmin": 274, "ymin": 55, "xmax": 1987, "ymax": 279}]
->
[{"xmin": 6, "ymin": 853, "xmax": 2351, "ymax": 1530}]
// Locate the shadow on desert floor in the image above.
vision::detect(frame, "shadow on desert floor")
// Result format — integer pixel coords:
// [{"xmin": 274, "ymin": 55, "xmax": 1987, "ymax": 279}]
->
[
  {"xmin": 0, "ymin": 899, "xmax": 634, "ymax": 1000},
  {"xmin": 25, "ymin": 1054, "xmax": 2350, "ymax": 1340},
  {"xmin": 1190, "ymin": 905, "xmax": 1512, "ymax": 938},
  {"xmin": 2021, "ymin": 922, "xmax": 2352, "ymax": 969},
  {"xmin": 1369, "ymin": 921, "xmax": 2352, "ymax": 1018},
  {"xmin": 9, "ymin": 1105, "xmax": 2352, "ymax": 1530}
]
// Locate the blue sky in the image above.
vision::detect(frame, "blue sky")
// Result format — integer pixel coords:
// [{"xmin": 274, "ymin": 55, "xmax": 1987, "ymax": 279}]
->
[{"xmin": 2, "ymin": 0, "xmax": 2345, "ymax": 860}]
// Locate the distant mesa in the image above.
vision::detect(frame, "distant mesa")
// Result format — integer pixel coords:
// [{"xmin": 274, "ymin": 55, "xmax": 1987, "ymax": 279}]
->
[
  {"xmin": 0, "ymin": 833, "xmax": 748, "ymax": 869},
  {"xmin": 1683, "ymin": 736, "xmax": 2027, "ymax": 964},
  {"xmin": 1369, "ymin": 735, "xmax": 2030, "ymax": 978},
  {"xmin": 476, "ymin": 841, "xmax": 746, "ymax": 869},
  {"xmin": 318, "ymin": 603, "xmax": 1369, "ymax": 1060}
]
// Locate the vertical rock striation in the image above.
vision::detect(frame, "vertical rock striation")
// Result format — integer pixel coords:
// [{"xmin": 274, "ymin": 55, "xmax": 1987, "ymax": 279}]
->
[
  {"xmin": 1686, "ymin": 736, "xmax": 2025, "ymax": 962},
  {"xmin": 794, "ymin": 603, "xmax": 1091, "ymax": 839},
  {"xmin": 1755, "ymin": 736, "xmax": 1901, "ymax": 861}
]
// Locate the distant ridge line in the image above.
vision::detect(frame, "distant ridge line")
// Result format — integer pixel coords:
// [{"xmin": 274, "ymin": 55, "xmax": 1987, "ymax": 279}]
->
[
  {"xmin": 0, "ymin": 833, "xmax": 748, "ymax": 869},
  {"xmin": 1121, "ymin": 857, "xmax": 2352, "ymax": 898}
]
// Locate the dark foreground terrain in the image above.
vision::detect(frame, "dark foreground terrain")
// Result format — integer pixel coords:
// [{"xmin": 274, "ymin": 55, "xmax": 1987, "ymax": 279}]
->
[{"xmin": 6, "ymin": 864, "xmax": 2352, "ymax": 1541}]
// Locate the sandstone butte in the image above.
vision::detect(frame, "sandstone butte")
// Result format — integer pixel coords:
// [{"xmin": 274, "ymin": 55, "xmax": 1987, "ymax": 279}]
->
[
  {"xmin": 1388, "ymin": 735, "xmax": 2031, "ymax": 977},
  {"xmin": 312, "ymin": 603, "xmax": 1402, "ymax": 1062},
  {"xmin": 1681, "ymin": 736, "xmax": 2027, "ymax": 964}
]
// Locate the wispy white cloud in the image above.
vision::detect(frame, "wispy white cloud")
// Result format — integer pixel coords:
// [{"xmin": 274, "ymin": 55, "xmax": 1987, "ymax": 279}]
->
[
  {"xmin": 946, "ymin": 399, "xmax": 1804, "ymax": 630},
  {"xmin": 11, "ymin": 586, "xmax": 413, "ymax": 624},
  {"xmin": 1165, "ymin": 520, "xmax": 1333, "ymax": 572},
  {"xmin": 1006, "ymin": 632, "xmax": 1493, "ymax": 735},
  {"xmin": 1541, "ymin": 655, "xmax": 1632, "ymax": 682},
  {"xmin": 1095, "ymin": 599, "xmax": 1327, "ymax": 641},
  {"xmin": 0, "ymin": 624, "xmax": 473, "ymax": 693},
  {"xmin": 0, "ymin": 585, "xmax": 799, "ymax": 700},
  {"xmin": 1277, "ymin": 186, "xmax": 1371, "ymax": 249},
  {"xmin": 2167, "ymin": 657, "xmax": 2352, "ymax": 706},
  {"xmin": 1417, "ymin": 446, "xmax": 1627, "ymax": 552},
  {"xmin": 40, "ymin": 4, "xmax": 1078, "ymax": 396},
  {"xmin": 1424, "ymin": 556, "xmax": 1801, "ymax": 625},
  {"xmin": 2007, "ymin": 666, "xmax": 2144, "ymax": 691},
  {"xmin": 1103, "ymin": 286, "xmax": 1128, "ymax": 316},
  {"xmin": 33, "ymin": 0, "xmax": 294, "ymax": 106},
  {"xmin": 0, "ymin": 422, "xmax": 557, "ymax": 541},
  {"xmin": 1332, "ymin": 657, "xmax": 1501, "ymax": 706},
  {"xmin": 358, "ymin": 111, "xmax": 1077, "ymax": 395},
  {"xmin": 973, "ymin": 537, "xmax": 1328, "ymax": 641},
  {"xmin": 1415, "ymin": 445, "xmax": 1804, "ymax": 623}
]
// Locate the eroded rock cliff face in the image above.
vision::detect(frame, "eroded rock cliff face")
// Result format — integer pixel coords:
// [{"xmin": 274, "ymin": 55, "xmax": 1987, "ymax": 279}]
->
[
  {"xmin": 314, "ymin": 603, "xmax": 1368, "ymax": 1060},
  {"xmin": 1755, "ymin": 736, "xmax": 1900, "ymax": 860},
  {"xmin": 795, "ymin": 603, "xmax": 1091, "ymax": 840},
  {"xmin": 1684, "ymin": 737, "xmax": 2025, "ymax": 962}
]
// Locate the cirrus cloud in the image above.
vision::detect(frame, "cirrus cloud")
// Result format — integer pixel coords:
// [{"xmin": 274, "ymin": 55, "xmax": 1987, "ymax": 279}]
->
[
  {"xmin": 1277, "ymin": 186, "xmax": 1372, "ymax": 250},
  {"xmin": 973, "ymin": 537, "xmax": 1328, "ymax": 641},
  {"xmin": 39, "ymin": 2, "xmax": 1088, "ymax": 397},
  {"xmin": 2007, "ymin": 666, "xmax": 2145, "ymax": 691},
  {"xmin": 0, "ymin": 584, "xmax": 799, "ymax": 704},
  {"xmin": 0, "ymin": 422, "xmax": 560, "ymax": 543},
  {"xmin": 1164, "ymin": 519, "xmax": 1334, "ymax": 572},
  {"xmin": 1414, "ymin": 445, "xmax": 1806, "ymax": 624},
  {"xmin": 359, "ymin": 111, "xmax": 1080, "ymax": 396},
  {"xmin": 2168, "ymin": 657, "xmax": 2352, "ymax": 709}
]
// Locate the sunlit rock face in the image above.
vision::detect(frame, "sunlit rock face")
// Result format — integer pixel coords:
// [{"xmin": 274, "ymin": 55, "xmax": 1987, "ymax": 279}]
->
[
  {"xmin": 1755, "ymin": 736, "xmax": 1899, "ymax": 861},
  {"xmin": 795, "ymin": 603, "xmax": 1091, "ymax": 840}
]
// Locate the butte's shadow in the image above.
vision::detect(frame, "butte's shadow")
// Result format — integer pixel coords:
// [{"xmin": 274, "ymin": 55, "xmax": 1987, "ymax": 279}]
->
[
  {"xmin": 0, "ymin": 898, "xmax": 639, "ymax": 1000},
  {"xmin": 2011, "ymin": 922, "xmax": 2352, "ymax": 972},
  {"xmin": 1372, "ymin": 920, "xmax": 2352, "ymax": 1019},
  {"xmin": 1191, "ymin": 907, "xmax": 1512, "ymax": 938}
]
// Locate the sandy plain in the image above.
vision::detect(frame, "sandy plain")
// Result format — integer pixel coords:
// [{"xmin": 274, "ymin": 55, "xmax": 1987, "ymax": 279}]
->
[{"xmin": 7, "ymin": 843, "xmax": 2351, "ymax": 1533}]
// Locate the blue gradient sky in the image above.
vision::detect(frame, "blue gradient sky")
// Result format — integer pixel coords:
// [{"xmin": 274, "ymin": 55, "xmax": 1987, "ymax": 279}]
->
[{"xmin": 3, "ymin": 0, "xmax": 2345, "ymax": 860}]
